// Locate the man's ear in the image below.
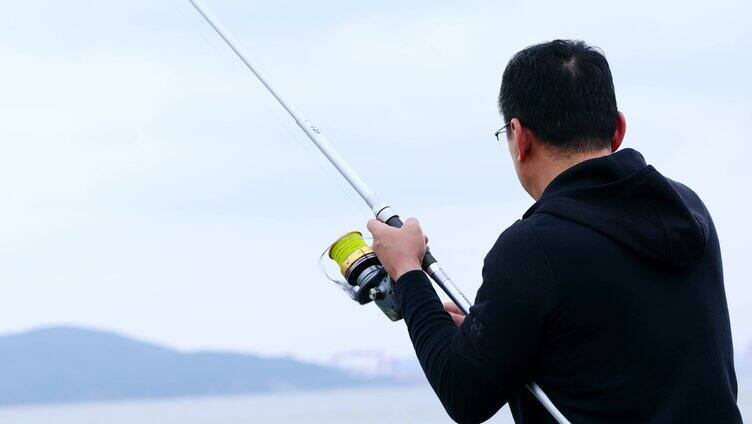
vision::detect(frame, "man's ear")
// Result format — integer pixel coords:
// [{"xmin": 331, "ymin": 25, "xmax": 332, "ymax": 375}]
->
[
  {"xmin": 611, "ymin": 111, "xmax": 626, "ymax": 152},
  {"xmin": 511, "ymin": 118, "xmax": 532, "ymax": 162}
]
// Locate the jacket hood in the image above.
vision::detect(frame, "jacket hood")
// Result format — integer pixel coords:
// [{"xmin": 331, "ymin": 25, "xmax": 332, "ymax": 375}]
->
[{"xmin": 525, "ymin": 149, "xmax": 708, "ymax": 267}]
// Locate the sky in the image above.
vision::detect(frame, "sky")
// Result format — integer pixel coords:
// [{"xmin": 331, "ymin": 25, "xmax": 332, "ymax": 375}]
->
[{"xmin": 0, "ymin": 0, "xmax": 750, "ymax": 363}]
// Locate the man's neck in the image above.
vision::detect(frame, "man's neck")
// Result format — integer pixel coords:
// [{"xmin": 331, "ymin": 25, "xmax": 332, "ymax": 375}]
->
[{"xmin": 530, "ymin": 148, "xmax": 612, "ymax": 200}]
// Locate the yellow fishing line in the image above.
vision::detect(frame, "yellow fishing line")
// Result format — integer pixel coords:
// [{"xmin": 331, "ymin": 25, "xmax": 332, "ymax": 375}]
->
[{"xmin": 329, "ymin": 232, "xmax": 369, "ymax": 267}]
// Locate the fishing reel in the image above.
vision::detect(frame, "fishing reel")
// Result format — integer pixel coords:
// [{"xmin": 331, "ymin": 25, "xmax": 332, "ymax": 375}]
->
[{"xmin": 320, "ymin": 232, "xmax": 402, "ymax": 321}]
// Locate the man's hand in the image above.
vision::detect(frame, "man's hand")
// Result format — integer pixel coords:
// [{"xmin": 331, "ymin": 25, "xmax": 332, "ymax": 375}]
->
[
  {"xmin": 444, "ymin": 302, "xmax": 466, "ymax": 326},
  {"xmin": 366, "ymin": 218, "xmax": 426, "ymax": 281}
]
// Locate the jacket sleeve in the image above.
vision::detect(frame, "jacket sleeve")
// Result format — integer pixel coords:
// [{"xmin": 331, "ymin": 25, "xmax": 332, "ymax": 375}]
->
[{"xmin": 394, "ymin": 224, "xmax": 557, "ymax": 424}]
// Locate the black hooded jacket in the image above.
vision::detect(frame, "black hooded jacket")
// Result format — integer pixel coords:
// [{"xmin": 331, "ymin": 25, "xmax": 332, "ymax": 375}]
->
[{"xmin": 395, "ymin": 149, "xmax": 741, "ymax": 423}]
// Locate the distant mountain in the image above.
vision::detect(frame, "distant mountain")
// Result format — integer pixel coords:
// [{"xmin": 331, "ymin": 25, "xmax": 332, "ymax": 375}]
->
[{"xmin": 0, "ymin": 326, "xmax": 364, "ymax": 406}]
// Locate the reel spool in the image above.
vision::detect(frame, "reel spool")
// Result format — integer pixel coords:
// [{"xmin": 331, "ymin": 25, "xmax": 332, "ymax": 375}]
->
[{"xmin": 325, "ymin": 232, "xmax": 401, "ymax": 321}]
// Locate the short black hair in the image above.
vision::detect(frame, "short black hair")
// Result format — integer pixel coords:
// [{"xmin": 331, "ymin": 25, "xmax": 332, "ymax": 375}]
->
[{"xmin": 499, "ymin": 40, "xmax": 618, "ymax": 151}]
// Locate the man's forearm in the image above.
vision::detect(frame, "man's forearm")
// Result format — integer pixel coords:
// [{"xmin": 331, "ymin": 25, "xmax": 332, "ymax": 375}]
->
[{"xmin": 395, "ymin": 270, "xmax": 504, "ymax": 424}]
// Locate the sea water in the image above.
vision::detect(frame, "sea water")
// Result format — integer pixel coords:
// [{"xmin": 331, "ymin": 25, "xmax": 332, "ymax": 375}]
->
[
  {"xmin": 0, "ymin": 386, "xmax": 507, "ymax": 424},
  {"xmin": 0, "ymin": 383, "xmax": 748, "ymax": 424}
]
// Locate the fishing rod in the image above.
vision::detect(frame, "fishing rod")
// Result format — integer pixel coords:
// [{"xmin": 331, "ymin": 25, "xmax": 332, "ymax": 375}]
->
[{"xmin": 185, "ymin": 1, "xmax": 569, "ymax": 422}]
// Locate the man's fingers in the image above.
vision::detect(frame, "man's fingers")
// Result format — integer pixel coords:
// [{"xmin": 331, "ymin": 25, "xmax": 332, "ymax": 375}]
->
[
  {"xmin": 448, "ymin": 312, "xmax": 465, "ymax": 327},
  {"xmin": 444, "ymin": 301, "xmax": 458, "ymax": 313},
  {"xmin": 369, "ymin": 217, "xmax": 422, "ymax": 233},
  {"xmin": 366, "ymin": 219, "xmax": 386, "ymax": 235},
  {"xmin": 444, "ymin": 301, "xmax": 464, "ymax": 315},
  {"xmin": 403, "ymin": 217, "xmax": 426, "ymax": 242},
  {"xmin": 404, "ymin": 217, "xmax": 421, "ymax": 231}
]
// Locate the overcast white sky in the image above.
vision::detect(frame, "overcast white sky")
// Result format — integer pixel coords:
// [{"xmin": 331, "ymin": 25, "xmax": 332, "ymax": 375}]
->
[{"xmin": 0, "ymin": 0, "xmax": 750, "ymax": 363}]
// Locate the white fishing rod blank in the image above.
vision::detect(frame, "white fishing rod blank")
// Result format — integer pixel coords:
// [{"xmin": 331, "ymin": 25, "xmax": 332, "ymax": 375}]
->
[
  {"xmin": 185, "ymin": 0, "xmax": 471, "ymax": 314},
  {"xmin": 185, "ymin": 1, "xmax": 569, "ymax": 422}
]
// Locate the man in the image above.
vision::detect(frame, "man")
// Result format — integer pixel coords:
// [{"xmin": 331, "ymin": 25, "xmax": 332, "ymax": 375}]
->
[{"xmin": 367, "ymin": 40, "xmax": 741, "ymax": 423}]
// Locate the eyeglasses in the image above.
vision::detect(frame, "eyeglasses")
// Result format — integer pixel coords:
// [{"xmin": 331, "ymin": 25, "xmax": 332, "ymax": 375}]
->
[{"xmin": 494, "ymin": 122, "xmax": 511, "ymax": 141}]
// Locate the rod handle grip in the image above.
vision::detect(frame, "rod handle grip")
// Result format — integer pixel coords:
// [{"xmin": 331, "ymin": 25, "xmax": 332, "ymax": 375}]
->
[{"xmin": 384, "ymin": 216, "xmax": 438, "ymax": 270}]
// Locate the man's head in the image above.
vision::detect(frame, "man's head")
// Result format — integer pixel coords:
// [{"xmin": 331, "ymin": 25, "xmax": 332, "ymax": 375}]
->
[{"xmin": 498, "ymin": 40, "xmax": 626, "ymax": 199}]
